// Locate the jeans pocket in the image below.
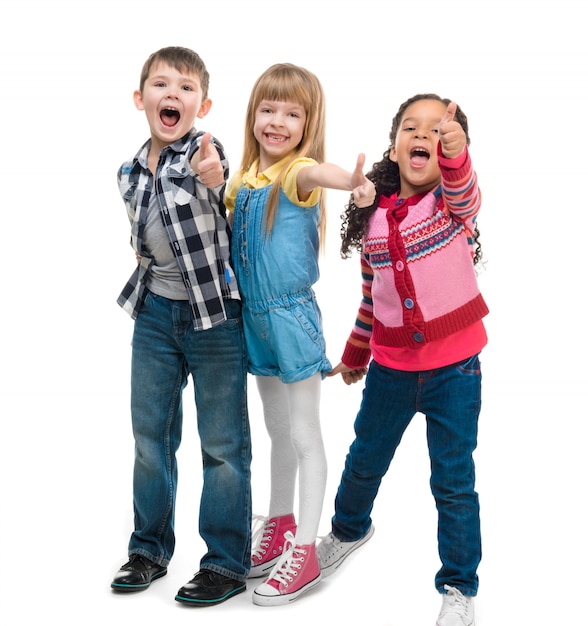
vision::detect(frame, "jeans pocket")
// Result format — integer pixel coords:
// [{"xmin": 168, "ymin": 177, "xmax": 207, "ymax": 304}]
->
[
  {"xmin": 223, "ymin": 299, "xmax": 242, "ymax": 324},
  {"xmin": 455, "ymin": 353, "xmax": 481, "ymax": 375},
  {"xmin": 292, "ymin": 298, "xmax": 322, "ymax": 344}
]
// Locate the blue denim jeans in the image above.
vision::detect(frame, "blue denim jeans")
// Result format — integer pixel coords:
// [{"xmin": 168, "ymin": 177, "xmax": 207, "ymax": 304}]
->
[
  {"xmin": 331, "ymin": 354, "xmax": 482, "ymax": 595},
  {"xmin": 128, "ymin": 292, "xmax": 251, "ymax": 580}
]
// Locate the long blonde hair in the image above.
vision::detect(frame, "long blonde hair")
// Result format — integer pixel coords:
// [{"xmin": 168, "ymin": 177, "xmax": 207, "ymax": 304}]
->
[{"xmin": 240, "ymin": 63, "xmax": 327, "ymax": 243}]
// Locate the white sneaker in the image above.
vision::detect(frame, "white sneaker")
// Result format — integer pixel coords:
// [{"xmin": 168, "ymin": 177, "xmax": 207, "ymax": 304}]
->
[
  {"xmin": 436, "ymin": 585, "xmax": 475, "ymax": 626},
  {"xmin": 316, "ymin": 524, "xmax": 374, "ymax": 577}
]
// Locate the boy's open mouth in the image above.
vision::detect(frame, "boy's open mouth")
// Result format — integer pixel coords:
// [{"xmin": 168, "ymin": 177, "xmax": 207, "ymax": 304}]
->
[{"xmin": 161, "ymin": 107, "xmax": 180, "ymax": 127}]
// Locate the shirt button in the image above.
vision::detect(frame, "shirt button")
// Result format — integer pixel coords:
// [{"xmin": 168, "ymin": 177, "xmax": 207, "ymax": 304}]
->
[
  {"xmin": 404, "ymin": 298, "xmax": 414, "ymax": 309},
  {"xmin": 395, "ymin": 260, "xmax": 404, "ymax": 271},
  {"xmin": 413, "ymin": 332, "xmax": 424, "ymax": 342}
]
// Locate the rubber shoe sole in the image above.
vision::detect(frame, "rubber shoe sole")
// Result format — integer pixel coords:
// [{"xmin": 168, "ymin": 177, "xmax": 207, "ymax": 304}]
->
[
  {"xmin": 175, "ymin": 570, "xmax": 247, "ymax": 607},
  {"xmin": 248, "ymin": 555, "xmax": 282, "ymax": 578},
  {"xmin": 111, "ymin": 568, "xmax": 167, "ymax": 592},
  {"xmin": 252, "ymin": 573, "xmax": 321, "ymax": 606},
  {"xmin": 175, "ymin": 584, "xmax": 246, "ymax": 606}
]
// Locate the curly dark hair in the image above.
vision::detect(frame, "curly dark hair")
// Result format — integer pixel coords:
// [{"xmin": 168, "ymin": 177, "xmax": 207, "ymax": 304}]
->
[{"xmin": 340, "ymin": 93, "xmax": 482, "ymax": 265}]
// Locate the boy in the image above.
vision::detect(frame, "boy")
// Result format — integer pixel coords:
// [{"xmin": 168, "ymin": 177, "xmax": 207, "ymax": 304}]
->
[{"xmin": 111, "ymin": 47, "xmax": 251, "ymax": 607}]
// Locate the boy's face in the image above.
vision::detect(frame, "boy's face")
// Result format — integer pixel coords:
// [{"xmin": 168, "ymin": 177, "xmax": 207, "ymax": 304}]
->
[
  {"xmin": 389, "ymin": 98, "xmax": 446, "ymax": 198},
  {"xmin": 134, "ymin": 61, "xmax": 211, "ymax": 152}
]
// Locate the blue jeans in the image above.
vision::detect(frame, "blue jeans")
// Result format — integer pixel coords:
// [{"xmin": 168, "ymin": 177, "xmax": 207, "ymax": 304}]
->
[
  {"xmin": 331, "ymin": 355, "xmax": 482, "ymax": 595},
  {"xmin": 128, "ymin": 292, "xmax": 251, "ymax": 580}
]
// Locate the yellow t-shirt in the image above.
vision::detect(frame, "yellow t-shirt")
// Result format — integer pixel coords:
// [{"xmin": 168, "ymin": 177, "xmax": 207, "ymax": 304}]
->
[{"xmin": 224, "ymin": 156, "xmax": 321, "ymax": 212}]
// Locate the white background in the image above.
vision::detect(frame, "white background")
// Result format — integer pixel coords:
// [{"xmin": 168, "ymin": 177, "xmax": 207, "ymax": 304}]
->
[{"xmin": 1, "ymin": 0, "xmax": 586, "ymax": 624}]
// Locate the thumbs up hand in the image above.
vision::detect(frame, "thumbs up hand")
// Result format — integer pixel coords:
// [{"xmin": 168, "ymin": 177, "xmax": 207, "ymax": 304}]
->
[
  {"xmin": 196, "ymin": 133, "xmax": 224, "ymax": 188},
  {"xmin": 439, "ymin": 102, "xmax": 466, "ymax": 159}
]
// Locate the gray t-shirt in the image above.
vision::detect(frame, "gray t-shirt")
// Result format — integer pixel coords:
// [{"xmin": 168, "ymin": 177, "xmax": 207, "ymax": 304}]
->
[{"xmin": 144, "ymin": 192, "xmax": 189, "ymax": 300}]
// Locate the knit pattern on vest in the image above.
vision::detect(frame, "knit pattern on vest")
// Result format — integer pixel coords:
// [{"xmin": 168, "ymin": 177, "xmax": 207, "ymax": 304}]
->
[{"xmin": 364, "ymin": 190, "xmax": 488, "ymax": 349}]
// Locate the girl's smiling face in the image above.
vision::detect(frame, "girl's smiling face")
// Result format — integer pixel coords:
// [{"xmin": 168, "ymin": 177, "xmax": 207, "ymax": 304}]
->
[
  {"xmin": 389, "ymin": 98, "xmax": 447, "ymax": 198},
  {"xmin": 254, "ymin": 100, "xmax": 306, "ymax": 171},
  {"xmin": 134, "ymin": 61, "xmax": 211, "ymax": 153}
]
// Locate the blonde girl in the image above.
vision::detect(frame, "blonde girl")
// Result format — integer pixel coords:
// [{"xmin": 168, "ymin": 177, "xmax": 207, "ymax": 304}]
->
[{"xmin": 224, "ymin": 63, "xmax": 374, "ymax": 606}]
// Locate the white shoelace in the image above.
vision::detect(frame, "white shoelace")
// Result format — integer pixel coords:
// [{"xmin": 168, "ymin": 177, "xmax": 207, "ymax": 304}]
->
[
  {"xmin": 266, "ymin": 530, "xmax": 306, "ymax": 586},
  {"xmin": 439, "ymin": 585, "xmax": 471, "ymax": 618},
  {"xmin": 251, "ymin": 514, "xmax": 274, "ymax": 560},
  {"xmin": 316, "ymin": 532, "xmax": 341, "ymax": 560}
]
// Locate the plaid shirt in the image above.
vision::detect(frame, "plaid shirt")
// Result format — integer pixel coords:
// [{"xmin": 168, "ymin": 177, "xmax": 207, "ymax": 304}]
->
[{"xmin": 117, "ymin": 128, "xmax": 240, "ymax": 331}]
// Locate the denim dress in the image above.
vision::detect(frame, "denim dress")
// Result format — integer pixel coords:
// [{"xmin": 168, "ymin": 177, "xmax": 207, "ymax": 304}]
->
[{"xmin": 231, "ymin": 184, "xmax": 332, "ymax": 383}]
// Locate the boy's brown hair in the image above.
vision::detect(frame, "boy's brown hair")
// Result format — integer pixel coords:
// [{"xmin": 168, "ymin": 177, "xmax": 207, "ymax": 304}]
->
[{"xmin": 139, "ymin": 46, "xmax": 210, "ymax": 98}]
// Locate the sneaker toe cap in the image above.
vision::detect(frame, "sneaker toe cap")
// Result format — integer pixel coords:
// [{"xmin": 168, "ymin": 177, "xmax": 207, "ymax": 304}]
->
[{"xmin": 253, "ymin": 581, "xmax": 281, "ymax": 597}]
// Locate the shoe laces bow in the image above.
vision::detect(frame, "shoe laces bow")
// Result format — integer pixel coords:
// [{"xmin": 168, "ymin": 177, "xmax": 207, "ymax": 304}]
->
[{"xmin": 266, "ymin": 531, "xmax": 305, "ymax": 587}]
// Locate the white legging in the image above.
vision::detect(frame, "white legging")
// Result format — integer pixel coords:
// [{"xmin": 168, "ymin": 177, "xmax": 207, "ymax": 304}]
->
[{"xmin": 256, "ymin": 373, "xmax": 327, "ymax": 545}]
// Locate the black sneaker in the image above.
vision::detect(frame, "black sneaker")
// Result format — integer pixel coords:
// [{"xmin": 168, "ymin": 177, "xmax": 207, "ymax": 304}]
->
[
  {"xmin": 111, "ymin": 554, "xmax": 167, "ymax": 592},
  {"xmin": 175, "ymin": 569, "xmax": 246, "ymax": 606}
]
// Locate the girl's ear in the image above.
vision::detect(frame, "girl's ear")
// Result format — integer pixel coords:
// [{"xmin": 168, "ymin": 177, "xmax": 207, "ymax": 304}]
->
[
  {"xmin": 133, "ymin": 89, "xmax": 144, "ymax": 111},
  {"xmin": 389, "ymin": 144, "xmax": 398, "ymax": 163}
]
